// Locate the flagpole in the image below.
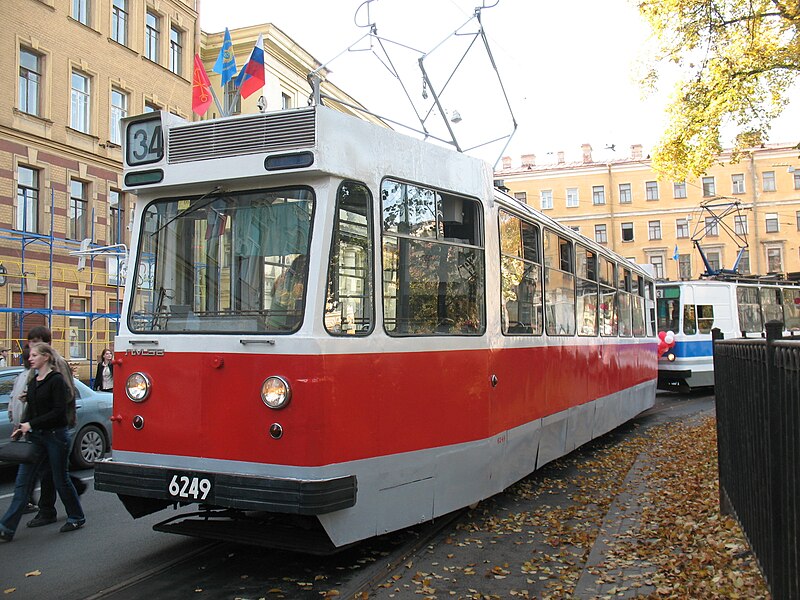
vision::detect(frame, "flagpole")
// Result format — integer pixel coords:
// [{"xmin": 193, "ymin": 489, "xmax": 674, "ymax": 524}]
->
[{"xmin": 210, "ymin": 83, "xmax": 225, "ymax": 117}]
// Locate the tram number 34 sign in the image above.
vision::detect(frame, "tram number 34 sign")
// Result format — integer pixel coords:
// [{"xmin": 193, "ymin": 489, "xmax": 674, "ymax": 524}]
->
[{"xmin": 168, "ymin": 472, "xmax": 214, "ymax": 502}]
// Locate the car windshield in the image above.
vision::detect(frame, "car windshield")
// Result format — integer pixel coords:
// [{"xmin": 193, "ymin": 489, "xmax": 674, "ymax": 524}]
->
[{"xmin": 129, "ymin": 188, "xmax": 314, "ymax": 334}]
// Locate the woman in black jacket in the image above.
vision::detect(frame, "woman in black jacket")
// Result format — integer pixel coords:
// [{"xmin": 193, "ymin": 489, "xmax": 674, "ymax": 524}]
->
[
  {"xmin": 0, "ymin": 343, "xmax": 85, "ymax": 542},
  {"xmin": 93, "ymin": 348, "xmax": 114, "ymax": 392}
]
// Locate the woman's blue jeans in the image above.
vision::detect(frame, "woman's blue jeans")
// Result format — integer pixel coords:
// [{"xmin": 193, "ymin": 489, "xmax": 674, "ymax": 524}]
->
[{"xmin": 0, "ymin": 428, "xmax": 84, "ymax": 534}]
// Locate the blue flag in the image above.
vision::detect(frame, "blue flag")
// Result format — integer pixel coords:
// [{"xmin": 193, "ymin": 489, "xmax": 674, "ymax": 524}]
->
[
  {"xmin": 673, "ymin": 245, "xmax": 679, "ymax": 261},
  {"xmin": 213, "ymin": 28, "xmax": 237, "ymax": 86}
]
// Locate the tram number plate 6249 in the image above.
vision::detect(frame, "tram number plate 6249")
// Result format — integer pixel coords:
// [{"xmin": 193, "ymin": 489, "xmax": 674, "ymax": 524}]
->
[{"xmin": 167, "ymin": 472, "xmax": 214, "ymax": 502}]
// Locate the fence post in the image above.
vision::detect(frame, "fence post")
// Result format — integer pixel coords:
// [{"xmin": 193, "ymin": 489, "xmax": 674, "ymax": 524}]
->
[
  {"xmin": 711, "ymin": 327, "xmax": 732, "ymax": 516},
  {"xmin": 765, "ymin": 320, "xmax": 784, "ymax": 599}
]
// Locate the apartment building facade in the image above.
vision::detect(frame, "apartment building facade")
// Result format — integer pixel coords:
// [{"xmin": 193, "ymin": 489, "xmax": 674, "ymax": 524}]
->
[{"xmin": 495, "ymin": 143, "xmax": 800, "ymax": 281}]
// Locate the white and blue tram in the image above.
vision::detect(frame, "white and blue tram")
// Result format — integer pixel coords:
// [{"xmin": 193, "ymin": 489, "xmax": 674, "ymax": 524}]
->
[{"xmin": 656, "ymin": 278, "xmax": 800, "ymax": 391}]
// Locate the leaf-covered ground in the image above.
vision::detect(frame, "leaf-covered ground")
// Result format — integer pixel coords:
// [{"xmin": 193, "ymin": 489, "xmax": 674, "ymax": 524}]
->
[{"xmin": 371, "ymin": 412, "xmax": 770, "ymax": 599}]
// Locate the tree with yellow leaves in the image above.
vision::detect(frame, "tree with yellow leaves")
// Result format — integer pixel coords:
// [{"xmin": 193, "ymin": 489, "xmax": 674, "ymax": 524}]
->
[{"xmin": 638, "ymin": 0, "xmax": 799, "ymax": 180}]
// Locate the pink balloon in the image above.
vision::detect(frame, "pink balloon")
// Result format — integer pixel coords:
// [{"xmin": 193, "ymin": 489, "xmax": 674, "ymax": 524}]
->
[{"xmin": 658, "ymin": 331, "xmax": 667, "ymax": 341}]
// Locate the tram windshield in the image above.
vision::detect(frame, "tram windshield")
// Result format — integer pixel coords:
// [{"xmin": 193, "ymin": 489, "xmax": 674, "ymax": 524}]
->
[{"xmin": 129, "ymin": 188, "xmax": 313, "ymax": 333}]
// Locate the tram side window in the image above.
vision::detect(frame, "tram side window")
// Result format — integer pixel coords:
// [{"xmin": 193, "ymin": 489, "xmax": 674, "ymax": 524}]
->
[
  {"xmin": 759, "ymin": 287, "xmax": 784, "ymax": 325},
  {"xmin": 499, "ymin": 211, "xmax": 543, "ymax": 335},
  {"xmin": 543, "ymin": 230, "xmax": 576, "ymax": 335},
  {"xmin": 632, "ymin": 276, "xmax": 646, "ymax": 337},
  {"xmin": 325, "ymin": 181, "xmax": 373, "ymax": 336},
  {"xmin": 599, "ymin": 256, "xmax": 617, "ymax": 336},
  {"xmin": 683, "ymin": 304, "xmax": 697, "ymax": 334},
  {"xmin": 617, "ymin": 267, "xmax": 633, "ymax": 337},
  {"xmin": 783, "ymin": 288, "xmax": 800, "ymax": 330},
  {"xmin": 697, "ymin": 305, "xmax": 714, "ymax": 333},
  {"xmin": 736, "ymin": 286, "xmax": 762, "ymax": 333},
  {"xmin": 576, "ymin": 245, "xmax": 598, "ymax": 336},
  {"xmin": 381, "ymin": 179, "xmax": 485, "ymax": 335}
]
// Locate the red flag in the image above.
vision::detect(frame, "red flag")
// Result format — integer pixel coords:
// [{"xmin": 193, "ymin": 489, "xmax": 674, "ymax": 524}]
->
[{"xmin": 192, "ymin": 53, "xmax": 213, "ymax": 116}]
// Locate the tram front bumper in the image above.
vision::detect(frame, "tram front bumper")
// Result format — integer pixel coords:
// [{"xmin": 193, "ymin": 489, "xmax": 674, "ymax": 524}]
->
[{"xmin": 94, "ymin": 461, "xmax": 357, "ymax": 518}]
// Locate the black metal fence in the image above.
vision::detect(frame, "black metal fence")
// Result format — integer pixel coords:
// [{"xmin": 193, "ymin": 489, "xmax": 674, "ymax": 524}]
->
[{"xmin": 714, "ymin": 322, "xmax": 800, "ymax": 599}]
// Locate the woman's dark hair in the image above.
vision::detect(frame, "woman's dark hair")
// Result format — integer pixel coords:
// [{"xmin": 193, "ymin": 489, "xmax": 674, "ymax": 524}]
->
[{"xmin": 21, "ymin": 345, "xmax": 31, "ymax": 369}]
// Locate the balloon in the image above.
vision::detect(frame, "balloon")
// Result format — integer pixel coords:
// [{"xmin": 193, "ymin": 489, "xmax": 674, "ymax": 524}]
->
[
  {"xmin": 658, "ymin": 331, "xmax": 667, "ymax": 341},
  {"xmin": 664, "ymin": 331, "xmax": 675, "ymax": 344}
]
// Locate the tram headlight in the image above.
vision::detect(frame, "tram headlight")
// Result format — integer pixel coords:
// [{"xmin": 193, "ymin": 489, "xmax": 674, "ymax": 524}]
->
[
  {"xmin": 667, "ymin": 352, "xmax": 676, "ymax": 362},
  {"xmin": 261, "ymin": 376, "xmax": 291, "ymax": 409},
  {"xmin": 126, "ymin": 372, "xmax": 152, "ymax": 402}
]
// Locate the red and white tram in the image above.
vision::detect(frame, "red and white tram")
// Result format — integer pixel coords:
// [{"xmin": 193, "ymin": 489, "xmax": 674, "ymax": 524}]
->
[{"xmin": 95, "ymin": 104, "xmax": 657, "ymax": 550}]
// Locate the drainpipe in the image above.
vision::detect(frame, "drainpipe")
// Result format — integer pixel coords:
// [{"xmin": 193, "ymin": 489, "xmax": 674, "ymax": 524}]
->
[
  {"xmin": 607, "ymin": 164, "xmax": 617, "ymax": 251},
  {"xmin": 749, "ymin": 152, "xmax": 761, "ymax": 273}
]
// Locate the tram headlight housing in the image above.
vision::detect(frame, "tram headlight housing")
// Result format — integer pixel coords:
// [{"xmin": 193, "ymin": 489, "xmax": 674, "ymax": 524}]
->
[
  {"xmin": 261, "ymin": 376, "xmax": 291, "ymax": 409},
  {"xmin": 126, "ymin": 372, "xmax": 152, "ymax": 402},
  {"xmin": 667, "ymin": 352, "xmax": 676, "ymax": 362}
]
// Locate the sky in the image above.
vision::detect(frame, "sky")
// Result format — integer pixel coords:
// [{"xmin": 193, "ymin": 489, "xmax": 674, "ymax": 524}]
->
[{"xmin": 200, "ymin": 0, "xmax": 799, "ymax": 168}]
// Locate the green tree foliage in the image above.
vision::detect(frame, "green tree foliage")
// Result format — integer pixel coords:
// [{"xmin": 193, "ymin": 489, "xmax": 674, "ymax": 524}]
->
[{"xmin": 638, "ymin": 0, "xmax": 800, "ymax": 179}]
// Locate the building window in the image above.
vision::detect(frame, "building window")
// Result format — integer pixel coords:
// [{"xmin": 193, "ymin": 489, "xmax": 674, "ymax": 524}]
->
[
  {"xmin": 145, "ymin": 11, "xmax": 160, "ymax": 63},
  {"xmin": 704, "ymin": 216, "xmax": 719, "ymax": 236},
  {"xmin": 762, "ymin": 170, "xmax": 776, "ymax": 192},
  {"xmin": 731, "ymin": 173, "xmax": 745, "ymax": 194},
  {"xmin": 618, "ymin": 183, "xmax": 632, "ymax": 204},
  {"xmin": 676, "ymin": 218, "xmax": 689, "ymax": 239},
  {"xmin": 678, "ymin": 254, "xmax": 692, "ymax": 279},
  {"xmin": 592, "ymin": 185, "xmax": 605, "ymax": 205},
  {"xmin": 144, "ymin": 101, "xmax": 160, "ymax": 113},
  {"xmin": 765, "ymin": 212, "xmax": 779, "ymax": 233},
  {"xmin": 513, "ymin": 191, "xmax": 527, "ymax": 203},
  {"xmin": 566, "ymin": 188, "xmax": 579, "ymax": 208},
  {"xmin": 650, "ymin": 255, "xmax": 664, "ymax": 279},
  {"xmin": 767, "ymin": 247, "xmax": 783, "ymax": 272},
  {"xmin": 281, "ymin": 92, "xmax": 292, "ymax": 109},
  {"xmin": 734, "ymin": 215, "xmax": 748, "ymax": 235},
  {"xmin": 673, "ymin": 181, "xmax": 687, "ymax": 199},
  {"xmin": 702, "ymin": 176, "xmax": 716, "ymax": 197},
  {"xmin": 794, "ymin": 171, "xmax": 800, "ymax": 190},
  {"xmin": 645, "ymin": 181, "xmax": 659, "ymax": 200},
  {"xmin": 648, "ymin": 220, "xmax": 662, "ymax": 240},
  {"xmin": 169, "ymin": 26, "xmax": 183, "ymax": 75},
  {"xmin": 706, "ymin": 250, "xmax": 721, "ymax": 272},
  {"xmin": 224, "ymin": 80, "xmax": 241, "ymax": 115},
  {"xmin": 70, "ymin": 70, "xmax": 91, "ymax": 133},
  {"xmin": 796, "ymin": 210, "xmax": 800, "ymax": 231},
  {"xmin": 109, "ymin": 189, "xmax": 125, "ymax": 245},
  {"xmin": 569, "ymin": 226, "xmax": 580, "ymax": 233},
  {"xmin": 19, "ymin": 48, "xmax": 42, "ymax": 116},
  {"xmin": 17, "ymin": 166, "xmax": 39, "ymax": 233},
  {"xmin": 72, "ymin": 0, "xmax": 90, "ymax": 26},
  {"xmin": 110, "ymin": 87, "xmax": 128, "ymax": 145},
  {"xmin": 111, "ymin": 0, "xmax": 127, "ymax": 45},
  {"xmin": 540, "ymin": 190, "xmax": 553, "ymax": 210},
  {"xmin": 738, "ymin": 249, "xmax": 750, "ymax": 274},
  {"xmin": 69, "ymin": 297, "xmax": 89, "ymax": 359},
  {"xmin": 595, "ymin": 224, "xmax": 607, "ymax": 244},
  {"xmin": 69, "ymin": 179, "xmax": 88, "ymax": 240},
  {"xmin": 621, "ymin": 222, "xmax": 634, "ymax": 242}
]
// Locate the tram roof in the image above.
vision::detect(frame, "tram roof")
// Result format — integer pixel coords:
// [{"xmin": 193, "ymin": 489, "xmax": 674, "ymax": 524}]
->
[{"xmin": 122, "ymin": 106, "xmax": 493, "ymax": 200}]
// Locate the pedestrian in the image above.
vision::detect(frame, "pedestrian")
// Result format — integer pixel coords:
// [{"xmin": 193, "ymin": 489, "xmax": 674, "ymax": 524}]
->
[
  {"xmin": 93, "ymin": 348, "xmax": 114, "ymax": 392},
  {"xmin": 0, "ymin": 342, "xmax": 86, "ymax": 542},
  {"xmin": 24, "ymin": 326, "xmax": 86, "ymax": 531},
  {"xmin": 0, "ymin": 348, "xmax": 8, "ymax": 367},
  {"xmin": 8, "ymin": 346, "xmax": 38, "ymax": 514}
]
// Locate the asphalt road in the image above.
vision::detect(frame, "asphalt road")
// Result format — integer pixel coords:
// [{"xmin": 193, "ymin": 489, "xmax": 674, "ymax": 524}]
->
[{"xmin": 0, "ymin": 391, "xmax": 713, "ymax": 599}]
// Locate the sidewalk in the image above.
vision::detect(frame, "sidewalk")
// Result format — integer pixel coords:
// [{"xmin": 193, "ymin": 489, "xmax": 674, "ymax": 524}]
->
[{"xmin": 369, "ymin": 396, "xmax": 769, "ymax": 599}]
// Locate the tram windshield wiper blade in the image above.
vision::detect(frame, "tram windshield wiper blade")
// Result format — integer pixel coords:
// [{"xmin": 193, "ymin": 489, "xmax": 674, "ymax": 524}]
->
[{"xmin": 151, "ymin": 186, "xmax": 222, "ymax": 237}]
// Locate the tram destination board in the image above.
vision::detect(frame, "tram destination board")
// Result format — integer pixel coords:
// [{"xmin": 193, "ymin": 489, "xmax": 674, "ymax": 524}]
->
[{"xmin": 167, "ymin": 470, "xmax": 215, "ymax": 503}]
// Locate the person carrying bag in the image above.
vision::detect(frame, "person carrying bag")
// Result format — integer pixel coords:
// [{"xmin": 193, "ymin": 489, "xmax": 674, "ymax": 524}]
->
[{"xmin": 0, "ymin": 343, "xmax": 85, "ymax": 542}]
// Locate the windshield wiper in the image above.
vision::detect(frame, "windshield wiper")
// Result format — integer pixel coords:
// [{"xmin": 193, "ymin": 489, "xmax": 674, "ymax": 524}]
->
[{"xmin": 151, "ymin": 185, "xmax": 223, "ymax": 237}]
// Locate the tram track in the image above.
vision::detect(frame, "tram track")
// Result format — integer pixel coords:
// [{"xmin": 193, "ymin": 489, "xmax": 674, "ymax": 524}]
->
[{"xmin": 77, "ymin": 508, "xmax": 467, "ymax": 600}]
